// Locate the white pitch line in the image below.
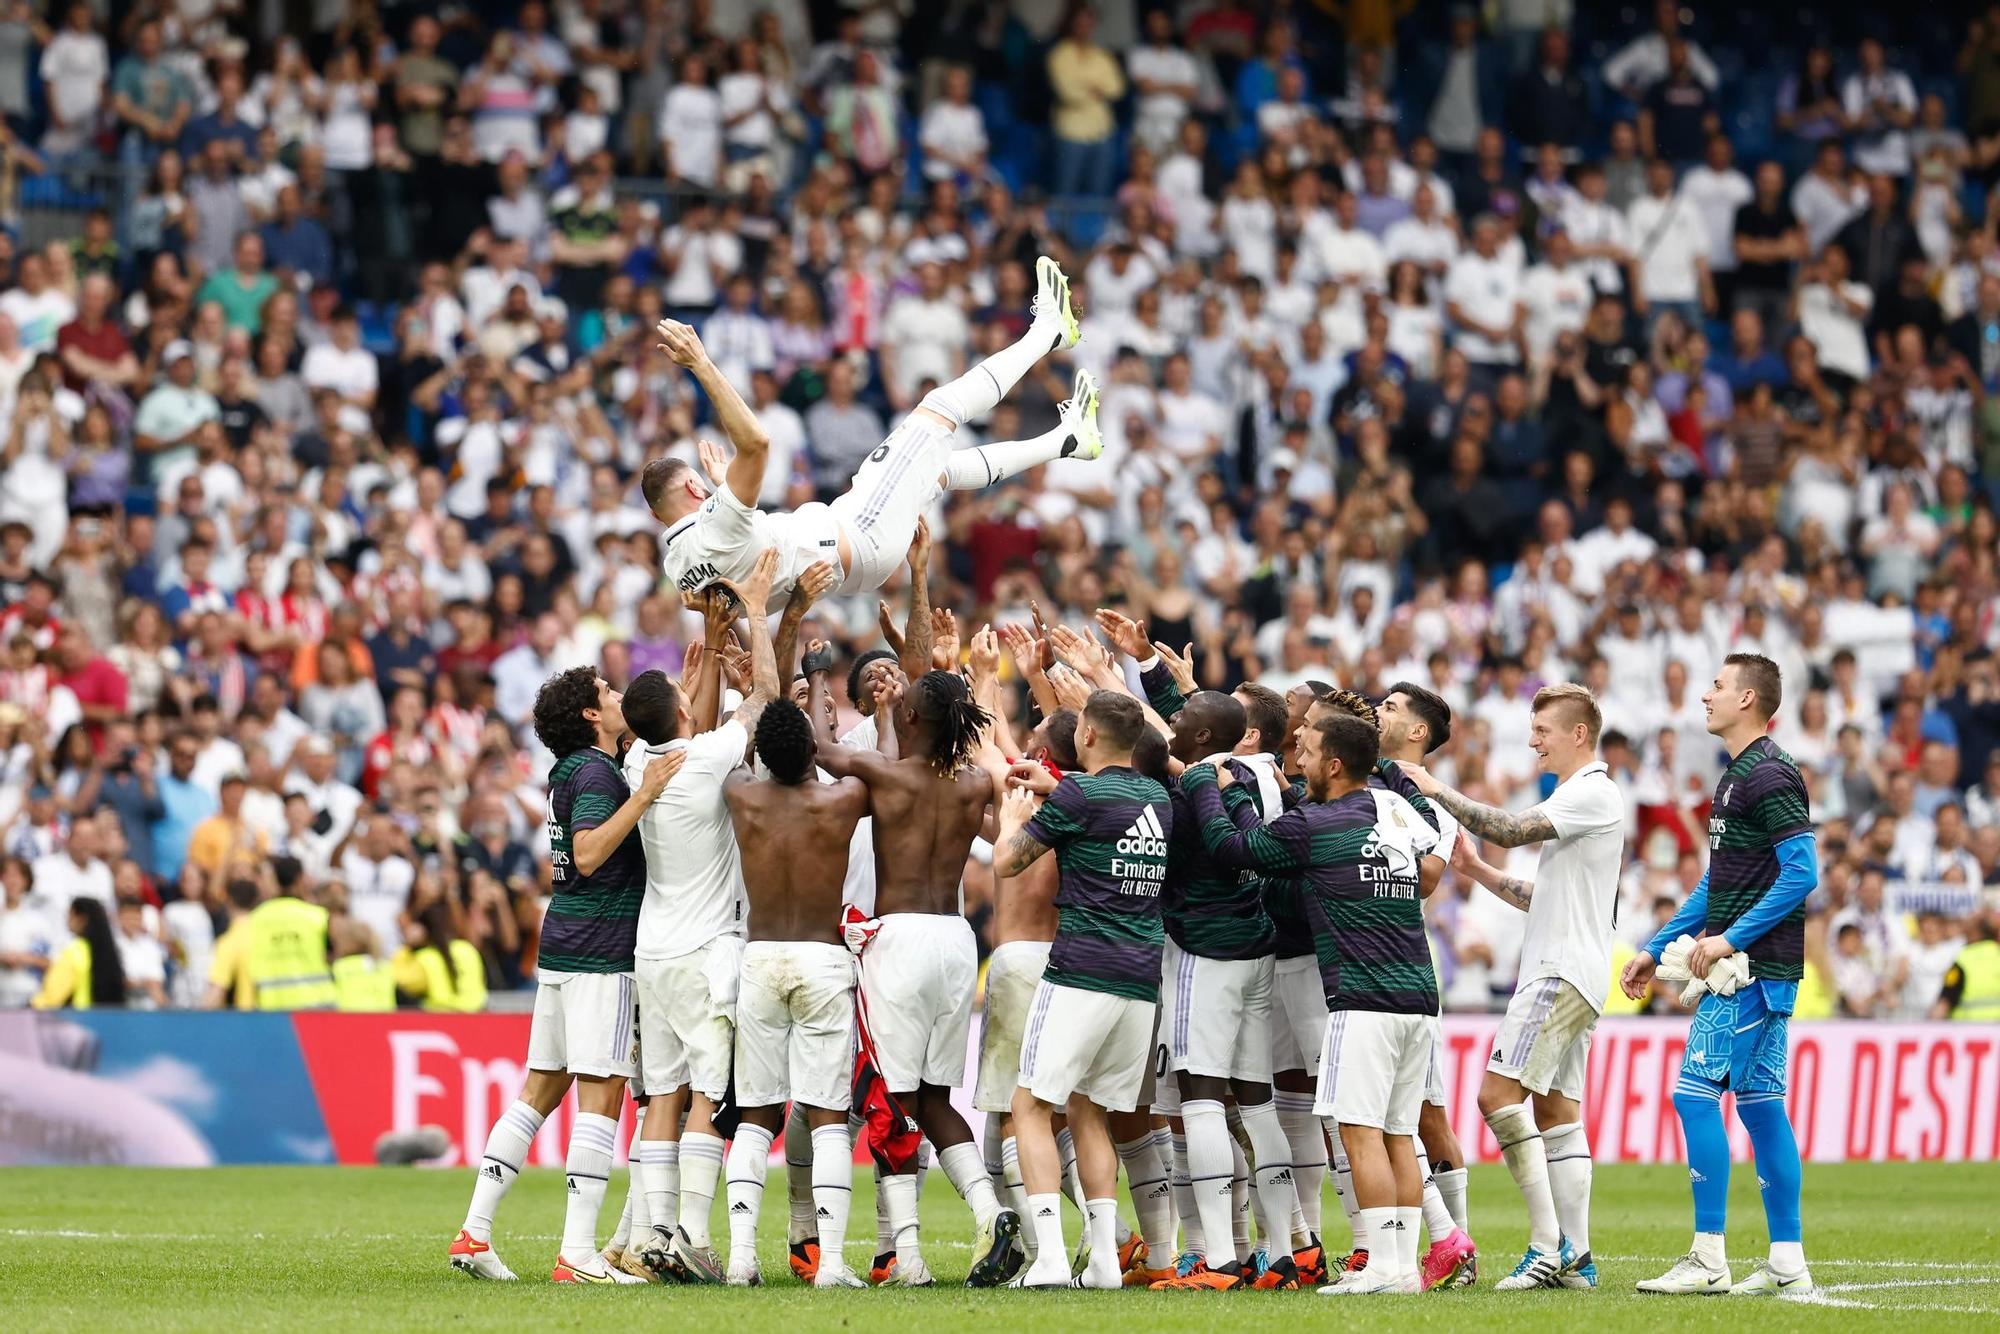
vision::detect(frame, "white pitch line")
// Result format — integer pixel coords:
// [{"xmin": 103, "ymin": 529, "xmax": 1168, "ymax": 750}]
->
[
  {"xmin": 1601, "ymin": 1254, "xmax": 2000, "ymax": 1273},
  {"xmin": 1825, "ymin": 1278, "xmax": 2000, "ymax": 1292}
]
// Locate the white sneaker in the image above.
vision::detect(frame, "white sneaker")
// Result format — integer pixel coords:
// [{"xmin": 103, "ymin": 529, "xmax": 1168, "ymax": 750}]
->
[
  {"xmin": 1730, "ymin": 1263, "xmax": 1813, "ymax": 1297},
  {"xmin": 726, "ymin": 1255, "xmax": 763, "ymax": 1287},
  {"xmin": 1329, "ymin": 1268, "xmax": 1411, "ymax": 1295},
  {"xmin": 554, "ymin": 1252, "xmax": 646, "ymax": 1284},
  {"xmin": 1032, "ymin": 255, "xmax": 1081, "ymax": 350},
  {"xmin": 1056, "ymin": 369, "xmax": 1102, "ymax": 461},
  {"xmin": 1637, "ymin": 1252, "xmax": 1733, "ymax": 1295},
  {"xmin": 815, "ymin": 1263, "xmax": 869, "ymax": 1289},
  {"xmin": 879, "ymin": 1254, "xmax": 935, "ymax": 1287}
]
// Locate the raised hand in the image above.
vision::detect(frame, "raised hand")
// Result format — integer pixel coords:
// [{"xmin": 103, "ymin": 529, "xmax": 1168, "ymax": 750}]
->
[
  {"xmin": 907, "ymin": 515, "xmax": 932, "ymax": 572},
  {"xmin": 1028, "ymin": 599, "xmax": 1056, "ymax": 672},
  {"xmin": 1005, "ymin": 759, "xmax": 1058, "ymax": 795},
  {"xmin": 1046, "ymin": 663, "xmax": 1093, "ymax": 711},
  {"xmin": 871, "ymin": 671, "xmax": 906, "ymax": 717},
  {"xmin": 801, "ymin": 637, "xmax": 835, "ymax": 678},
  {"xmin": 638, "ymin": 749, "xmax": 686, "ymax": 801},
  {"xmin": 931, "ymin": 607, "xmax": 960, "ymax": 670},
  {"xmin": 697, "ymin": 437, "xmax": 730, "ymax": 489},
  {"xmin": 999, "ymin": 784, "xmax": 1038, "ymax": 830},
  {"xmin": 791, "ymin": 559, "xmax": 838, "ymax": 611},
  {"xmin": 725, "ymin": 546, "xmax": 780, "ymax": 615},
  {"xmin": 997, "ymin": 622, "xmax": 1045, "ymax": 678},
  {"xmin": 654, "ymin": 319, "xmax": 707, "ymax": 368},
  {"xmin": 876, "ymin": 600, "xmax": 907, "ymax": 658},
  {"xmin": 1094, "ymin": 608, "xmax": 1151, "ymax": 660},
  {"xmin": 678, "ymin": 640, "xmax": 705, "ymax": 693},
  {"xmin": 1152, "ymin": 640, "xmax": 1197, "ymax": 694},
  {"xmin": 968, "ymin": 624, "xmax": 1001, "ymax": 679},
  {"xmin": 718, "ymin": 631, "xmax": 751, "ymax": 693}
]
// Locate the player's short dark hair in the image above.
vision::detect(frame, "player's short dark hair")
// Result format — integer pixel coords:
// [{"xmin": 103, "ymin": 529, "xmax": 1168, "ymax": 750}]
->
[
  {"xmin": 1131, "ymin": 726, "xmax": 1170, "ymax": 785},
  {"xmin": 848, "ymin": 649, "xmax": 897, "ymax": 714},
  {"xmin": 532, "ymin": 665, "xmax": 603, "ymax": 755},
  {"xmin": 640, "ymin": 457, "xmax": 694, "ymax": 514},
  {"xmin": 226, "ymin": 878, "xmax": 260, "ymax": 911},
  {"xmin": 1180, "ymin": 690, "xmax": 1246, "ymax": 753},
  {"xmin": 1386, "ymin": 680, "xmax": 1453, "ymax": 753},
  {"xmin": 621, "ymin": 669, "xmax": 681, "ymax": 746},
  {"xmin": 1315, "ymin": 714, "xmax": 1380, "ymax": 779},
  {"xmin": 1041, "ymin": 708, "xmax": 1080, "ymax": 770},
  {"xmin": 1234, "ymin": 683, "xmax": 1289, "ymax": 754},
  {"xmin": 1083, "ymin": 690, "xmax": 1146, "ymax": 753},
  {"xmin": 755, "ymin": 698, "xmax": 817, "ymax": 785},
  {"xmin": 1723, "ymin": 652, "xmax": 1783, "ymax": 720}
]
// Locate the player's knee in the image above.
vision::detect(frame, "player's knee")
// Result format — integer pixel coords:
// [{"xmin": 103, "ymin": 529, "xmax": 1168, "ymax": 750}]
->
[
  {"xmin": 917, "ymin": 385, "xmax": 968, "ymax": 429},
  {"xmin": 1672, "ymin": 1077, "xmax": 1725, "ymax": 1121}
]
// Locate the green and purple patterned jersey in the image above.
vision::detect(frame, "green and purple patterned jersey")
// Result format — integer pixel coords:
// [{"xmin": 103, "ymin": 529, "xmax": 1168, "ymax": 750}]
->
[
  {"xmin": 1166, "ymin": 760, "xmax": 1277, "ymax": 960},
  {"xmin": 1186, "ymin": 775, "xmax": 1437, "ymax": 1016},
  {"xmin": 1266, "ymin": 776, "xmax": 1315, "ymax": 960},
  {"xmin": 541, "ymin": 748, "xmax": 646, "ymax": 974},
  {"xmin": 1025, "ymin": 766, "xmax": 1172, "ymax": 1002},
  {"xmin": 1707, "ymin": 736, "xmax": 1812, "ymax": 982}
]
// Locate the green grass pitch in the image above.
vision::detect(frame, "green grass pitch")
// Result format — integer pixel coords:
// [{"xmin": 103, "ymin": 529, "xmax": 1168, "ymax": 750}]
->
[{"xmin": 3, "ymin": 1162, "xmax": 1997, "ymax": 1330}]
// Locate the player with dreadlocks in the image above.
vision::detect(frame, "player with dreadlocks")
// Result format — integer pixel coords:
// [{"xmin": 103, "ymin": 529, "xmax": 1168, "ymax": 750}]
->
[{"xmin": 805, "ymin": 652, "xmax": 1023, "ymax": 1289}]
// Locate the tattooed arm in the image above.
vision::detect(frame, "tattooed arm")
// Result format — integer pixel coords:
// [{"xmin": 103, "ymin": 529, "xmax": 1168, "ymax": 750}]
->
[
  {"xmin": 1397, "ymin": 762, "xmax": 1557, "ymax": 848},
  {"xmin": 1447, "ymin": 831, "xmax": 1535, "ymax": 911},
  {"xmin": 993, "ymin": 786, "xmax": 1054, "ymax": 878}
]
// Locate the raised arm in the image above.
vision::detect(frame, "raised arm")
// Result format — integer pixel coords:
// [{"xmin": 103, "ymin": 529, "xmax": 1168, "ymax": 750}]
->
[
  {"xmin": 682, "ymin": 591, "xmax": 732, "ymax": 734},
  {"xmin": 1182, "ymin": 764, "xmax": 1310, "ymax": 873},
  {"xmin": 1447, "ymin": 830, "xmax": 1534, "ymax": 911},
  {"xmin": 1397, "ymin": 761, "xmax": 1556, "ymax": 849},
  {"xmin": 574, "ymin": 751, "xmax": 686, "ymax": 876},
  {"xmin": 721, "ymin": 549, "xmax": 782, "ymax": 749},
  {"xmin": 992, "ymin": 785, "xmax": 1055, "ymax": 879},
  {"xmin": 899, "ymin": 518, "xmax": 934, "ymax": 680},
  {"xmin": 656, "ymin": 319, "xmax": 767, "ymax": 507},
  {"xmin": 774, "ymin": 560, "xmax": 838, "ymax": 688},
  {"xmin": 805, "ymin": 642, "xmax": 895, "ymax": 780}
]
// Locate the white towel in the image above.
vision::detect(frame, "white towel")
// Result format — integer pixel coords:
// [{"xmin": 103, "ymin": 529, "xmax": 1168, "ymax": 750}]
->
[{"xmin": 1203, "ymin": 750, "xmax": 1286, "ymax": 824}]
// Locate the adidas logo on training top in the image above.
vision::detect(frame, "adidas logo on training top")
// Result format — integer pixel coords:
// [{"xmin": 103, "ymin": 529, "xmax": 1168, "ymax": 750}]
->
[{"xmin": 1117, "ymin": 805, "xmax": 1168, "ymax": 856}]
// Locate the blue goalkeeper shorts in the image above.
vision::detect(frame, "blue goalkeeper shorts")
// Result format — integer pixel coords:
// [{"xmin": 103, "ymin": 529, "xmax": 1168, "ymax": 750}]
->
[{"xmin": 1683, "ymin": 978, "xmax": 1796, "ymax": 1095}]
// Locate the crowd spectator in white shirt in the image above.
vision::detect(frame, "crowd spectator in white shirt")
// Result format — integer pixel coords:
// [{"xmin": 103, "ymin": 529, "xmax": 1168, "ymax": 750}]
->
[
  {"xmin": 1843, "ymin": 37, "xmax": 1919, "ymax": 177},
  {"xmin": 1127, "ymin": 8, "xmax": 1203, "ymax": 153},
  {"xmin": 1791, "ymin": 139, "xmax": 1866, "ymax": 253},
  {"xmin": 1602, "ymin": 0, "xmax": 1719, "ymax": 99},
  {"xmin": 919, "ymin": 66, "xmax": 988, "ymax": 185},
  {"xmin": 700, "ymin": 274, "xmax": 776, "ymax": 397},
  {"xmin": 1445, "ymin": 214, "xmax": 1524, "ymax": 373},
  {"xmin": 1678, "ymin": 134, "xmax": 1753, "ymax": 289},
  {"xmin": 1626, "ymin": 157, "xmax": 1713, "ymax": 330},
  {"xmin": 878, "ymin": 261, "xmax": 969, "ymax": 412},
  {"xmin": 659, "ymin": 54, "xmax": 724, "ymax": 188},
  {"xmin": 1797, "ymin": 243, "xmax": 1874, "ymax": 385}
]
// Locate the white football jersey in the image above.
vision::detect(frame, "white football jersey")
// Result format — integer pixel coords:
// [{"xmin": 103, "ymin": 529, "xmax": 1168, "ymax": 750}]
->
[
  {"xmin": 1518, "ymin": 760, "xmax": 1624, "ymax": 1013},
  {"xmin": 625, "ymin": 721, "xmax": 751, "ymax": 959},
  {"xmin": 658, "ymin": 486, "xmax": 844, "ymax": 604}
]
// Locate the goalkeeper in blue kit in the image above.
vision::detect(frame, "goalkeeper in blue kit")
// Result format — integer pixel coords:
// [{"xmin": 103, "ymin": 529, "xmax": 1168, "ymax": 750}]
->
[{"xmin": 1620, "ymin": 654, "xmax": 1816, "ymax": 1298}]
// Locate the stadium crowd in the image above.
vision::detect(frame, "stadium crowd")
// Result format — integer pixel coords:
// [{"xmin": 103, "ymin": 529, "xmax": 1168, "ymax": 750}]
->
[{"xmin": 0, "ymin": 0, "xmax": 1996, "ymax": 1020}]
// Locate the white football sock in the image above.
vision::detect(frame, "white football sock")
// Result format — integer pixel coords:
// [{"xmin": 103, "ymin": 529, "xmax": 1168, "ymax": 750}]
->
[
  {"xmin": 1356, "ymin": 1206, "xmax": 1399, "ymax": 1277},
  {"xmin": 1026, "ymin": 1192, "xmax": 1066, "ymax": 1267},
  {"xmin": 1275, "ymin": 1091, "xmax": 1324, "ymax": 1235},
  {"xmin": 1541, "ymin": 1121, "xmax": 1592, "ymax": 1254},
  {"xmin": 882, "ymin": 1172, "xmax": 922, "ymax": 1265},
  {"xmin": 1332, "ymin": 1144, "xmax": 1366, "ymax": 1250},
  {"xmin": 785, "ymin": 1105, "xmax": 814, "ymax": 1244},
  {"xmin": 874, "ymin": 1161, "xmax": 893, "ymax": 1253},
  {"xmin": 638, "ymin": 1138, "xmax": 680, "ymax": 1240},
  {"xmin": 1770, "ymin": 1240, "xmax": 1805, "ymax": 1274},
  {"xmin": 724, "ymin": 1123, "xmax": 772, "ymax": 1264},
  {"xmin": 1083, "ymin": 1197, "xmax": 1120, "ymax": 1283},
  {"xmin": 559, "ymin": 1111, "xmax": 618, "ymax": 1264},
  {"xmin": 1056, "ymin": 1126, "xmax": 1085, "ymax": 1214},
  {"xmin": 983, "ymin": 1114, "xmax": 1006, "ymax": 1199},
  {"xmin": 1240, "ymin": 1100, "xmax": 1304, "ymax": 1251},
  {"xmin": 464, "ymin": 1099, "xmax": 544, "ymax": 1242},
  {"xmin": 1180, "ymin": 1100, "xmax": 1238, "ymax": 1266},
  {"xmin": 1230, "ymin": 1140, "xmax": 1251, "ymax": 1264},
  {"xmin": 938, "ymin": 1139, "xmax": 1001, "ymax": 1230},
  {"xmin": 1169, "ymin": 1131, "xmax": 1202, "ymax": 1256},
  {"xmin": 1416, "ymin": 1150, "xmax": 1456, "ymax": 1243},
  {"xmin": 812, "ymin": 1125, "xmax": 855, "ymax": 1272},
  {"xmin": 1395, "ymin": 1205, "xmax": 1422, "ymax": 1275},
  {"xmin": 941, "ymin": 427, "xmax": 1073, "ymax": 490},
  {"xmin": 1116, "ymin": 1131, "xmax": 1176, "ymax": 1262},
  {"xmin": 1000, "ymin": 1136, "xmax": 1032, "ymax": 1253},
  {"xmin": 609, "ymin": 1106, "xmax": 645, "ymax": 1248},
  {"xmin": 677, "ymin": 1131, "xmax": 725, "ymax": 1248},
  {"xmin": 608, "ymin": 1189, "xmax": 634, "ymax": 1251},
  {"xmin": 1436, "ymin": 1166, "xmax": 1470, "ymax": 1233},
  {"xmin": 1693, "ymin": 1230, "xmax": 1727, "ymax": 1269},
  {"xmin": 1485, "ymin": 1103, "xmax": 1560, "ymax": 1252}
]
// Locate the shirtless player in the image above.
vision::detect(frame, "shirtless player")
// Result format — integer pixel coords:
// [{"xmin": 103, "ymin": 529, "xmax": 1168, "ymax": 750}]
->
[
  {"xmin": 645, "ymin": 257, "xmax": 1097, "ymax": 605},
  {"xmin": 805, "ymin": 631, "xmax": 1021, "ymax": 1288},
  {"xmin": 721, "ymin": 696, "xmax": 873, "ymax": 1288}
]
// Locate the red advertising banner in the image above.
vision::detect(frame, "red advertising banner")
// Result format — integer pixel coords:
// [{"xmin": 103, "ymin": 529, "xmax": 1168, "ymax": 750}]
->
[{"xmin": 288, "ymin": 1012, "xmax": 2000, "ymax": 1167}]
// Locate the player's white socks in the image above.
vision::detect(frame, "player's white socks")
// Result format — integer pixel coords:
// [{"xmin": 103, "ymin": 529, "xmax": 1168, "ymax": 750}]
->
[
  {"xmin": 1116, "ymin": 1132, "xmax": 1177, "ymax": 1263},
  {"xmin": 638, "ymin": 1138, "xmax": 680, "ymax": 1240},
  {"xmin": 1000, "ymin": 1137, "xmax": 1033, "ymax": 1254},
  {"xmin": 725, "ymin": 1124, "xmax": 773, "ymax": 1263},
  {"xmin": 1486, "ymin": 1103, "xmax": 1560, "ymax": 1252},
  {"xmin": 1056, "ymin": 1126, "xmax": 1086, "ymax": 1215},
  {"xmin": 1542, "ymin": 1122, "xmax": 1592, "ymax": 1254},
  {"xmin": 881, "ymin": 1171, "xmax": 923, "ymax": 1266},
  {"xmin": 1331, "ymin": 1144, "xmax": 1366, "ymax": 1250},
  {"xmin": 938, "ymin": 1140, "xmax": 1001, "ymax": 1230},
  {"xmin": 464, "ymin": 1098, "xmax": 544, "ymax": 1242},
  {"xmin": 1023, "ymin": 1192, "xmax": 1068, "ymax": 1281},
  {"xmin": 785, "ymin": 1105, "xmax": 815, "ymax": 1244},
  {"xmin": 982, "ymin": 1115, "xmax": 1007, "ymax": 1201},
  {"xmin": 811, "ymin": 1125, "xmax": 855, "ymax": 1271},
  {"xmin": 560, "ymin": 1112, "xmax": 619, "ymax": 1265},
  {"xmin": 1180, "ymin": 1100, "xmax": 1239, "ymax": 1266},
  {"xmin": 1169, "ymin": 1131, "xmax": 1203, "ymax": 1257},
  {"xmin": 678, "ymin": 1131, "xmax": 725, "ymax": 1248},
  {"xmin": 1770, "ymin": 1240, "xmax": 1805, "ymax": 1274},
  {"xmin": 1354, "ymin": 1207, "xmax": 1400, "ymax": 1281},
  {"xmin": 1229, "ymin": 1137, "xmax": 1251, "ymax": 1264},
  {"xmin": 1275, "ymin": 1092, "xmax": 1325, "ymax": 1235},
  {"xmin": 941, "ymin": 427, "xmax": 1074, "ymax": 490},
  {"xmin": 1081, "ymin": 1198, "xmax": 1122, "ymax": 1288},
  {"xmin": 1415, "ymin": 1150, "xmax": 1456, "ymax": 1244},
  {"xmin": 1239, "ymin": 1100, "xmax": 1305, "ymax": 1251},
  {"xmin": 1395, "ymin": 1206, "xmax": 1422, "ymax": 1276},
  {"xmin": 1435, "ymin": 1166, "xmax": 1470, "ymax": 1233},
  {"xmin": 1692, "ymin": 1230, "xmax": 1727, "ymax": 1270},
  {"xmin": 873, "ymin": 1161, "xmax": 893, "ymax": 1253},
  {"xmin": 608, "ymin": 1106, "xmax": 646, "ymax": 1250}
]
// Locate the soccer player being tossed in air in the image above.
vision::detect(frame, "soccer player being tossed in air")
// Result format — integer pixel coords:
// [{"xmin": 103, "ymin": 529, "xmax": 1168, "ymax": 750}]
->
[
  {"xmin": 993, "ymin": 690, "xmax": 1173, "ymax": 1290},
  {"xmin": 721, "ymin": 693, "xmax": 874, "ymax": 1288},
  {"xmin": 618, "ymin": 549, "xmax": 783, "ymax": 1284},
  {"xmin": 1402, "ymin": 683, "xmax": 1623, "ymax": 1291},
  {"xmin": 1185, "ymin": 713, "xmax": 1441, "ymax": 1295},
  {"xmin": 1623, "ymin": 654, "xmax": 1817, "ymax": 1297},
  {"xmin": 448, "ymin": 669, "xmax": 682, "ymax": 1283},
  {"xmin": 645, "ymin": 257, "xmax": 1097, "ymax": 605}
]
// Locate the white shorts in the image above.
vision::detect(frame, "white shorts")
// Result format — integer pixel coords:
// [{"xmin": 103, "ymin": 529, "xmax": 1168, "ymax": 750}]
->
[
  {"xmin": 974, "ymin": 939, "xmax": 1051, "ymax": 1113},
  {"xmin": 527, "ymin": 970, "xmax": 638, "ymax": 1080},
  {"xmin": 1424, "ymin": 1013, "xmax": 1446, "ymax": 1108},
  {"xmin": 1018, "ymin": 979, "xmax": 1156, "ymax": 1114},
  {"xmin": 636, "ymin": 938, "xmax": 743, "ymax": 1100},
  {"xmin": 829, "ymin": 414, "xmax": 956, "ymax": 593},
  {"xmin": 1161, "ymin": 941, "xmax": 1275, "ymax": 1085},
  {"xmin": 1488, "ymin": 975, "xmax": 1597, "ymax": 1100},
  {"xmin": 857, "ymin": 913, "xmax": 978, "ymax": 1093},
  {"xmin": 734, "ymin": 940, "xmax": 857, "ymax": 1111},
  {"xmin": 1270, "ymin": 954, "xmax": 1329, "ymax": 1076},
  {"xmin": 1314, "ymin": 1008, "xmax": 1432, "ymax": 1136}
]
